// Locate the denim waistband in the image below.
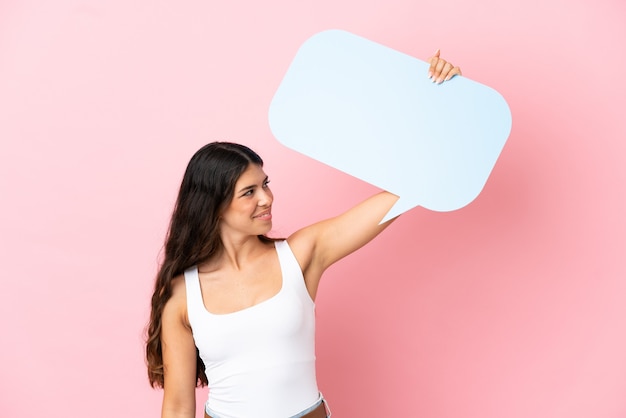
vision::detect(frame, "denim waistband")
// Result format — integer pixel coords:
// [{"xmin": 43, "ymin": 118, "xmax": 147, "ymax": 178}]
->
[{"xmin": 204, "ymin": 393, "xmax": 330, "ymax": 418}]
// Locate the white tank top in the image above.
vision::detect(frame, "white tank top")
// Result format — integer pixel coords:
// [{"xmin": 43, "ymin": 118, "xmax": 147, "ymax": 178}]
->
[{"xmin": 184, "ymin": 240, "xmax": 319, "ymax": 418}]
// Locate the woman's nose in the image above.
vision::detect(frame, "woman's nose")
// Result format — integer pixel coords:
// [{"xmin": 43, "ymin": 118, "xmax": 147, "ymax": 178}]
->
[{"xmin": 257, "ymin": 189, "xmax": 273, "ymax": 206}]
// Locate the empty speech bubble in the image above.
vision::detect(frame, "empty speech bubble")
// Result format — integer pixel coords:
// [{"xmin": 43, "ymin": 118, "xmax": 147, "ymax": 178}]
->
[{"xmin": 269, "ymin": 30, "xmax": 512, "ymax": 223}]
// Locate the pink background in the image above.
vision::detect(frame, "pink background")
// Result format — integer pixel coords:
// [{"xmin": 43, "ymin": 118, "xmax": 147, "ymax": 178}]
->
[{"xmin": 1, "ymin": 1, "xmax": 625, "ymax": 417}]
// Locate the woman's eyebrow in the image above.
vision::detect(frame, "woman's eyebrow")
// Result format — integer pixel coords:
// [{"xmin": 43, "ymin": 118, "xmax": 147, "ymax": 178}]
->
[
  {"xmin": 237, "ymin": 184, "xmax": 256, "ymax": 193},
  {"xmin": 237, "ymin": 176, "xmax": 268, "ymax": 193}
]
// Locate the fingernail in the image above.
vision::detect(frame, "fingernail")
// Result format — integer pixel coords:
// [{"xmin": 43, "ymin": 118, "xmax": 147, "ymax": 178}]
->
[{"xmin": 428, "ymin": 71, "xmax": 433, "ymax": 79}]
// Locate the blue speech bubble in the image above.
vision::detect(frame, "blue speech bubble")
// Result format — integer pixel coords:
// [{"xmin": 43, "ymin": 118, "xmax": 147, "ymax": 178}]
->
[{"xmin": 269, "ymin": 30, "xmax": 512, "ymax": 223}]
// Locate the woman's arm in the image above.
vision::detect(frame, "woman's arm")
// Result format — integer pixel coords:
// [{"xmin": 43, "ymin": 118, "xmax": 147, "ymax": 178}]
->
[
  {"xmin": 160, "ymin": 278, "xmax": 198, "ymax": 418},
  {"xmin": 288, "ymin": 191, "xmax": 398, "ymax": 298},
  {"xmin": 290, "ymin": 190, "xmax": 398, "ymax": 264},
  {"xmin": 288, "ymin": 51, "xmax": 461, "ymax": 297}
]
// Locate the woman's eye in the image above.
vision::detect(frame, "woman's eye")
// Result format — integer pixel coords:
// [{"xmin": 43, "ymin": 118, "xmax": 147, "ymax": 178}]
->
[
  {"xmin": 263, "ymin": 180, "xmax": 271, "ymax": 188},
  {"xmin": 242, "ymin": 190, "xmax": 253, "ymax": 197}
]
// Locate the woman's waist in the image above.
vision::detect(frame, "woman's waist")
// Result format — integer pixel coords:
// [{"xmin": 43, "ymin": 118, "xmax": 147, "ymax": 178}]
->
[{"xmin": 206, "ymin": 372, "xmax": 320, "ymax": 418}]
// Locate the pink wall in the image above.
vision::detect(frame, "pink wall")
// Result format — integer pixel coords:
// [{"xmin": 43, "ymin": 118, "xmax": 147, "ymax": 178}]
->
[{"xmin": 1, "ymin": 1, "xmax": 625, "ymax": 417}]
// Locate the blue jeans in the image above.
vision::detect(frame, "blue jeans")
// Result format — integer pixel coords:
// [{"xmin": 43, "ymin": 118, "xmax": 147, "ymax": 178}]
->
[
  {"xmin": 291, "ymin": 396, "xmax": 331, "ymax": 418},
  {"xmin": 204, "ymin": 394, "xmax": 331, "ymax": 418}
]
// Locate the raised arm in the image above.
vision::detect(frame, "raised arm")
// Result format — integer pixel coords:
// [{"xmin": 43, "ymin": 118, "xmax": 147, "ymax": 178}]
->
[
  {"xmin": 288, "ymin": 191, "xmax": 399, "ymax": 297},
  {"xmin": 160, "ymin": 278, "xmax": 198, "ymax": 418}
]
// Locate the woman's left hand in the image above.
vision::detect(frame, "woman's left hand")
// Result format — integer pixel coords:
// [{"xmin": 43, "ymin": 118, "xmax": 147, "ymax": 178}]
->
[{"xmin": 428, "ymin": 49, "xmax": 462, "ymax": 84}]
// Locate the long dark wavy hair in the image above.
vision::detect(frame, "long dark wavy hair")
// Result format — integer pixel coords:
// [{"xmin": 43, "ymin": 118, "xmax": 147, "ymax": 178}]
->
[{"xmin": 145, "ymin": 141, "xmax": 274, "ymax": 388}]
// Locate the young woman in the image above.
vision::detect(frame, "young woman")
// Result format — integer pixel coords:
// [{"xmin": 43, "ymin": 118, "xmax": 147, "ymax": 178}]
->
[{"xmin": 146, "ymin": 52, "xmax": 461, "ymax": 418}]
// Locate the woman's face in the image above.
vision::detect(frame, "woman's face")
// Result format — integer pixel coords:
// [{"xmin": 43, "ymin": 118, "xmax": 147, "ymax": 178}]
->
[{"xmin": 219, "ymin": 164, "xmax": 273, "ymax": 238}]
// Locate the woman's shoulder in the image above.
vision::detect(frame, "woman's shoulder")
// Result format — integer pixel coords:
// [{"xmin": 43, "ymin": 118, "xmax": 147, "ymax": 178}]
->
[
  {"xmin": 287, "ymin": 229, "xmax": 314, "ymax": 262},
  {"xmin": 170, "ymin": 273, "xmax": 187, "ymax": 296},
  {"xmin": 287, "ymin": 225, "xmax": 328, "ymax": 280},
  {"xmin": 162, "ymin": 274, "xmax": 190, "ymax": 325}
]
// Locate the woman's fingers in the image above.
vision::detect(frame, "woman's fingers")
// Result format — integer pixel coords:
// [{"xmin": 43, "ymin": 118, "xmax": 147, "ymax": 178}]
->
[
  {"xmin": 433, "ymin": 61, "xmax": 454, "ymax": 83},
  {"xmin": 427, "ymin": 49, "xmax": 462, "ymax": 84},
  {"xmin": 427, "ymin": 49, "xmax": 441, "ymax": 79},
  {"xmin": 444, "ymin": 66, "xmax": 462, "ymax": 81},
  {"xmin": 436, "ymin": 60, "xmax": 450, "ymax": 81}
]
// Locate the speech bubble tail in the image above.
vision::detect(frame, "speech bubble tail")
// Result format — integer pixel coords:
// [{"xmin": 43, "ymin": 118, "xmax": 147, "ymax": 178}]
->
[{"xmin": 380, "ymin": 197, "xmax": 419, "ymax": 224}]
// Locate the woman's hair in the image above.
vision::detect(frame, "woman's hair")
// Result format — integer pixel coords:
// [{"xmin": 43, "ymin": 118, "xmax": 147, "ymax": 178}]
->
[{"xmin": 146, "ymin": 141, "xmax": 271, "ymax": 388}]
